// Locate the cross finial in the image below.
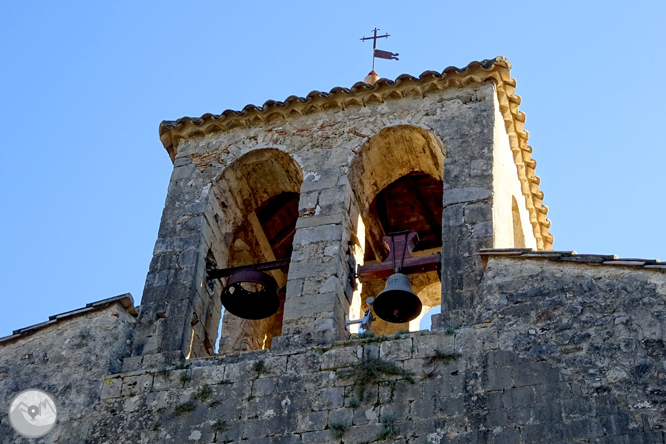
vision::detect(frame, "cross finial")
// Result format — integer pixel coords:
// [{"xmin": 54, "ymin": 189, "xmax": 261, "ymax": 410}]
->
[{"xmin": 361, "ymin": 28, "xmax": 399, "ymax": 72}]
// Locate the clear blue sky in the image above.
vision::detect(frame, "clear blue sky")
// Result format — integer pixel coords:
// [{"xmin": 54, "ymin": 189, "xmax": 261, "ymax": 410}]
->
[{"xmin": 1, "ymin": 1, "xmax": 664, "ymax": 336}]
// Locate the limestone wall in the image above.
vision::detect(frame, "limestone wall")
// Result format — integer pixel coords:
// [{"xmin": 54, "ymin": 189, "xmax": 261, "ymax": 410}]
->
[
  {"xmin": 0, "ymin": 300, "xmax": 135, "ymax": 442},
  {"xmin": 3, "ymin": 259, "xmax": 665, "ymax": 443}
]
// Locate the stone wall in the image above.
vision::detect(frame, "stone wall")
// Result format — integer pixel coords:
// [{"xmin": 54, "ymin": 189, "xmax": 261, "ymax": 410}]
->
[
  {"xmin": 0, "ymin": 299, "xmax": 135, "ymax": 442},
  {"xmin": 3, "ymin": 257, "xmax": 666, "ymax": 443}
]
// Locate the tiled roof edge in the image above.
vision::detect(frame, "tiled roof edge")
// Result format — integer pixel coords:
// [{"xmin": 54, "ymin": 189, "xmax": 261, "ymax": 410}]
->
[
  {"xmin": 480, "ymin": 249, "xmax": 665, "ymax": 269},
  {"xmin": 159, "ymin": 57, "xmax": 511, "ymax": 154},
  {"xmin": 0, "ymin": 293, "xmax": 137, "ymax": 345}
]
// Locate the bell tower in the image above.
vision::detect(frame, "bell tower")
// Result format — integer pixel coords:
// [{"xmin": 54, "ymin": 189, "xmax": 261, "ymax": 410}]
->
[{"xmin": 127, "ymin": 57, "xmax": 552, "ymax": 367}]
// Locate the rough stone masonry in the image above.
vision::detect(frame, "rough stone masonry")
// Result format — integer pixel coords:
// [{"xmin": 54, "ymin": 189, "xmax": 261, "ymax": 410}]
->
[{"xmin": 1, "ymin": 57, "xmax": 665, "ymax": 443}]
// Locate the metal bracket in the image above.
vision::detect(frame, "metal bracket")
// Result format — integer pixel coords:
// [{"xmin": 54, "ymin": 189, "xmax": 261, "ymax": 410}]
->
[{"xmin": 345, "ymin": 297, "xmax": 376, "ymax": 332}]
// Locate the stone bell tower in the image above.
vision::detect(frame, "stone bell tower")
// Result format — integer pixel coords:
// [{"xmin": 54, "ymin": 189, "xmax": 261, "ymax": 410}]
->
[{"xmin": 128, "ymin": 57, "xmax": 552, "ymax": 366}]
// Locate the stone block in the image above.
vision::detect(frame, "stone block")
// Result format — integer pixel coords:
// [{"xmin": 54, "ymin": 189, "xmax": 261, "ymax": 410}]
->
[
  {"xmin": 283, "ymin": 292, "xmax": 339, "ymax": 321},
  {"xmin": 301, "ymin": 430, "xmax": 332, "ymax": 444},
  {"xmin": 328, "ymin": 407, "xmax": 352, "ymax": 426},
  {"xmin": 301, "ymin": 176, "xmax": 337, "ymax": 193},
  {"xmin": 485, "ymin": 409, "xmax": 507, "ymax": 427},
  {"xmin": 191, "ymin": 364, "xmax": 226, "ymax": 385},
  {"xmin": 464, "ymin": 203, "xmax": 492, "ymax": 223},
  {"xmin": 321, "ymin": 347, "xmax": 360, "ymax": 370},
  {"xmin": 298, "ymin": 191, "xmax": 319, "ymax": 212},
  {"xmin": 245, "ymin": 396, "xmax": 283, "ymax": 422},
  {"xmin": 345, "ymin": 423, "xmax": 384, "ymax": 443},
  {"xmin": 454, "ymin": 326, "xmax": 498, "ymax": 355},
  {"xmin": 272, "ymin": 435, "xmax": 305, "ymax": 444},
  {"xmin": 442, "ymin": 204, "xmax": 464, "ymax": 226},
  {"xmin": 378, "ymin": 395, "xmax": 410, "ymax": 419},
  {"xmin": 311, "ymin": 386, "xmax": 344, "ymax": 410},
  {"xmin": 502, "ymin": 386, "xmax": 535, "ymax": 409},
  {"xmin": 522, "ymin": 421, "xmax": 565, "ymax": 443},
  {"xmin": 472, "ymin": 221, "xmax": 493, "ymax": 238},
  {"xmin": 121, "ymin": 356, "xmax": 143, "ymax": 373},
  {"xmin": 424, "ymin": 377, "xmax": 453, "ymax": 398},
  {"xmin": 252, "ymin": 377, "xmax": 276, "ymax": 397},
  {"xmin": 224, "ymin": 360, "xmax": 256, "ymax": 382},
  {"xmin": 380, "ymin": 338, "xmax": 413, "ymax": 360},
  {"xmin": 442, "ymin": 187, "xmax": 492, "ymax": 205},
  {"xmin": 413, "ymin": 333, "xmax": 454, "ymax": 358},
  {"xmin": 100, "ymin": 377, "xmax": 122, "ymax": 399},
  {"xmin": 278, "ymin": 372, "xmax": 334, "ymax": 393},
  {"xmin": 294, "ymin": 410, "xmax": 328, "ymax": 433},
  {"xmin": 261, "ymin": 356, "xmax": 288, "ymax": 377},
  {"xmin": 121, "ymin": 373, "xmax": 153, "ymax": 396},
  {"xmin": 243, "ymin": 417, "xmax": 273, "ymax": 439},
  {"xmin": 296, "ymin": 213, "xmax": 344, "ymax": 229},
  {"xmin": 411, "ymin": 396, "xmax": 435, "ymax": 419},
  {"xmin": 286, "ymin": 260, "xmax": 341, "ymax": 281},
  {"xmin": 434, "ymin": 394, "xmax": 465, "ymax": 416},
  {"xmin": 293, "ymin": 224, "xmax": 343, "ymax": 246},
  {"xmin": 142, "ymin": 351, "xmax": 184, "ymax": 368},
  {"xmin": 286, "ymin": 351, "xmax": 321, "ymax": 374},
  {"xmin": 153, "ymin": 368, "xmax": 189, "ymax": 391},
  {"xmin": 513, "ymin": 360, "xmax": 560, "ymax": 386},
  {"xmin": 490, "ymin": 426, "xmax": 521, "ymax": 444},
  {"xmin": 285, "ymin": 279, "xmax": 304, "ymax": 299},
  {"xmin": 352, "ymin": 404, "xmax": 380, "ymax": 425}
]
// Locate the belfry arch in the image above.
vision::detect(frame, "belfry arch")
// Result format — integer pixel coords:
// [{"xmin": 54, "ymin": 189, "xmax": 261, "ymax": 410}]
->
[
  {"xmin": 348, "ymin": 125, "xmax": 445, "ymax": 335},
  {"xmin": 210, "ymin": 148, "xmax": 303, "ymax": 353}
]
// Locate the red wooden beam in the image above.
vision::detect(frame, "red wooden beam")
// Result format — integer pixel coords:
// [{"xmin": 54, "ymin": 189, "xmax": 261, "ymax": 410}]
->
[{"xmin": 357, "ymin": 232, "xmax": 440, "ymax": 282}]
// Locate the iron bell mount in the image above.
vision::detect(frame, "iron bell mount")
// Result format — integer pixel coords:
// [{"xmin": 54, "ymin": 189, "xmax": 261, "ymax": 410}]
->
[
  {"xmin": 207, "ymin": 258, "xmax": 290, "ymax": 320},
  {"xmin": 345, "ymin": 297, "xmax": 376, "ymax": 331},
  {"xmin": 355, "ymin": 232, "xmax": 441, "ymax": 324}
]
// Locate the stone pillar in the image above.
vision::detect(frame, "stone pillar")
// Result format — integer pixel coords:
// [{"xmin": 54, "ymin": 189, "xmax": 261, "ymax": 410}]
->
[
  {"xmin": 127, "ymin": 154, "xmax": 222, "ymax": 368},
  {"xmin": 274, "ymin": 172, "xmax": 359, "ymax": 349},
  {"xmin": 429, "ymin": 86, "xmax": 498, "ymax": 329}
]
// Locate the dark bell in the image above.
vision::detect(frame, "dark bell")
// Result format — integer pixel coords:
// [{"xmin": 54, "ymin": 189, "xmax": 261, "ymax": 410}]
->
[
  {"xmin": 221, "ymin": 270, "xmax": 280, "ymax": 320},
  {"xmin": 373, "ymin": 273, "xmax": 423, "ymax": 323}
]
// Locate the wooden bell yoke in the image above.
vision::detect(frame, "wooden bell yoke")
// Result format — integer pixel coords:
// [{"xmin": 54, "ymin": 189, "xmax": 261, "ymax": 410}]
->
[{"xmin": 356, "ymin": 231, "xmax": 441, "ymax": 282}]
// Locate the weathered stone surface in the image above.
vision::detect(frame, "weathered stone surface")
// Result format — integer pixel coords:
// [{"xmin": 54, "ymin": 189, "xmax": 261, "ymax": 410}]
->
[
  {"xmin": 3, "ymin": 62, "xmax": 664, "ymax": 443},
  {"xmin": 4, "ymin": 271, "xmax": 666, "ymax": 443},
  {"xmin": 442, "ymin": 187, "xmax": 493, "ymax": 206}
]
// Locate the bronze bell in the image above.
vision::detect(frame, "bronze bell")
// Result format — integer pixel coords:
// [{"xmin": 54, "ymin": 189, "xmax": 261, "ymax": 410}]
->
[
  {"xmin": 220, "ymin": 270, "xmax": 280, "ymax": 320},
  {"xmin": 373, "ymin": 273, "xmax": 423, "ymax": 323}
]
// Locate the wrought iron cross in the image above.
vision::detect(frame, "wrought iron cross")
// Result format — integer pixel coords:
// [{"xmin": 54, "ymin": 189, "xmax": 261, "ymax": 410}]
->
[{"xmin": 361, "ymin": 28, "xmax": 398, "ymax": 71}]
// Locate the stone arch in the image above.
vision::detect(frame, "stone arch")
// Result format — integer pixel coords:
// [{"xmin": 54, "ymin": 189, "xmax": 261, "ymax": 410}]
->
[
  {"xmin": 347, "ymin": 125, "xmax": 445, "ymax": 335},
  {"xmin": 348, "ymin": 125, "xmax": 445, "ymax": 260},
  {"xmin": 209, "ymin": 148, "xmax": 303, "ymax": 354}
]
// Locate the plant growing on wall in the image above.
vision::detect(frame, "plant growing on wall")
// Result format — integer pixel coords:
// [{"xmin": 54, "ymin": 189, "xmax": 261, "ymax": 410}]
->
[
  {"xmin": 194, "ymin": 384, "xmax": 212, "ymax": 402},
  {"xmin": 328, "ymin": 420, "xmax": 348, "ymax": 439},
  {"xmin": 338, "ymin": 358, "xmax": 415, "ymax": 404},
  {"xmin": 377, "ymin": 413, "xmax": 399, "ymax": 440}
]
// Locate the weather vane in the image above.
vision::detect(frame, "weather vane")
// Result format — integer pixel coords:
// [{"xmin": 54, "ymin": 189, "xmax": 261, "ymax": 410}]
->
[{"xmin": 361, "ymin": 28, "xmax": 399, "ymax": 72}]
